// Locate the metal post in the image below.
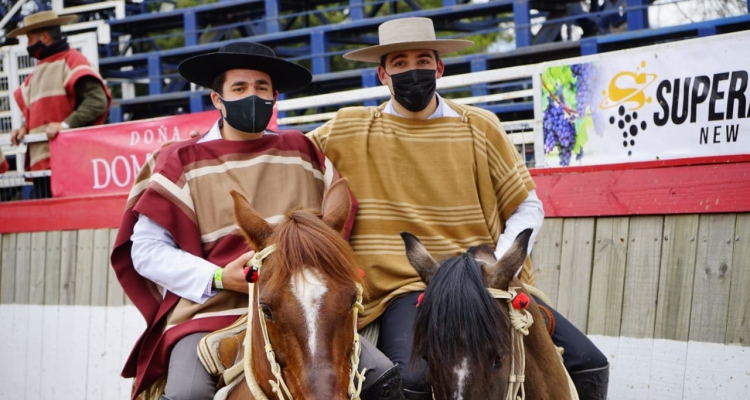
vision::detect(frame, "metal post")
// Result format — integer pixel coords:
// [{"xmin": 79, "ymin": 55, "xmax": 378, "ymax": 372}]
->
[
  {"xmin": 148, "ymin": 54, "xmax": 161, "ymax": 95},
  {"xmin": 580, "ymin": 37, "xmax": 598, "ymax": 55},
  {"xmin": 189, "ymin": 92, "xmax": 203, "ymax": 113},
  {"xmin": 265, "ymin": 0, "xmax": 280, "ymax": 34},
  {"xmin": 184, "ymin": 10, "xmax": 198, "ymax": 47},
  {"xmin": 109, "ymin": 103, "xmax": 123, "ymax": 123},
  {"xmin": 311, "ymin": 30, "xmax": 329, "ymax": 75},
  {"xmin": 698, "ymin": 26, "xmax": 716, "ymax": 37},
  {"xmin": 362, "ymin": 69, "xmax": 379, "ymax": 106},
  {"xmin": 513, "ymin": 0, "xmax": 531, "ymax": 48},
  {"xmin": 470, "ymin": 57, "xmax": 488, "ymax": 98},
  {"xmin": 626, "ymin": 0, "xmax": 649, "ymax": 31},
  {"xmin": 350, "ymin": 0, "xmax": 364, "ymax": 20}
]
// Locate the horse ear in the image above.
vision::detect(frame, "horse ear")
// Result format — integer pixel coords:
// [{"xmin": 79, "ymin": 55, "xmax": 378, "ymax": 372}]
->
[
  {"xmin": 483, "ymin": 229, "xmax": 532, "ymax": 288},
  {"xmin": 231, "ymin": 190, "xmax": 273, "ymax": 251},
  {"xmin": 321, "ymin": 178, "xmax": 351, "ymax": 236},
  {"xmin": 400, "ymin": 232, "xmax": 439, "ymax": 285}
]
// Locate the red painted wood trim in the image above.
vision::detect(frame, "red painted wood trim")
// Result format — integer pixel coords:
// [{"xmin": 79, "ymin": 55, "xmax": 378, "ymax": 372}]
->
[
  {"xmin": 535, "ymin": 161, "xmax": 750, "ymax": 217},
  {"xmin": 1, "ymin": 157, "xmax": 748, "ymax": 233},
  {"xmin": 0, "ymin": 193, "xmax": 127, "ymax": 233},
  {"xmin": 530, "ymin": 154, "xmax": 750, "ymax": 176}
]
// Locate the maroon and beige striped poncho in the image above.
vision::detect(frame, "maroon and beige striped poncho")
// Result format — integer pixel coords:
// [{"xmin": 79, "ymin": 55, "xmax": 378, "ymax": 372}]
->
[
  {"xmin": 111, "ymin": 128, "xmax": 351, "ymax": 398},
  {"xmin": 308, "ymin": 98, "xmax": 537, "ymax": 328}
]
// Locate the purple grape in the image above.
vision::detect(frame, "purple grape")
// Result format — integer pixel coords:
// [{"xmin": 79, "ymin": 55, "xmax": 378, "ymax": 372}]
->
[
  {"xmin": 543, "ymin": 97, "xmax": 576, "ymax": 166},
  {"xmin": 571, "ymin": 63, "xmax": 595, "ymax": 118}
]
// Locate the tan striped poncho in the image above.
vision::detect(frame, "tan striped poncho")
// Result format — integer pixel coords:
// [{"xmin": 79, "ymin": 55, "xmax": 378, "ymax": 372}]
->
[
  {"xmin": 111, "ymin": 127, "xmax": 350, "ymax": 398},
  {"xmin": 308, "ymin": 99, "xmax": 536, "ymax": 327}
]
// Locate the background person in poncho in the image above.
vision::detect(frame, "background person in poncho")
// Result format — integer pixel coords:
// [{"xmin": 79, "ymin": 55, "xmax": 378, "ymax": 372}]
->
[
  {"xmin": 307, "ymin": 17, "xmax": 609, "ymax": 400},
  {"xmin": 8, "ymin": 10, "xmax": 110, "ymax": 198}
]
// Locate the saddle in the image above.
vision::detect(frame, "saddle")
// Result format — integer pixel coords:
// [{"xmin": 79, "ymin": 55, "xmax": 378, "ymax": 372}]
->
[{"xmin": 198, "ymin": 314, "xmax": 250, "ymax": 398}]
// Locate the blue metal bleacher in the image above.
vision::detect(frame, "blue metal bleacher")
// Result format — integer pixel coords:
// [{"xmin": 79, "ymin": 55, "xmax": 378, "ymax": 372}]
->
[{"xmin": 80, "ymin": 0, "xmax": 749, "ymax": 127}]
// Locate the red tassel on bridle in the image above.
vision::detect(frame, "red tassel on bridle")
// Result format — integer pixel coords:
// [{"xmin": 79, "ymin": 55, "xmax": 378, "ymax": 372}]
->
[{"xmin": 512, "ymin": 292, "xmax": 530, "ymax": 309}]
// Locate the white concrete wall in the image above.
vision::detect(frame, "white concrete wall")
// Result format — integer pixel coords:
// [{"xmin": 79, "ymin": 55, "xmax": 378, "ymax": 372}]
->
[{"xmin": 1, "ymin": 305, "xmax": 748, "ymax": 399}]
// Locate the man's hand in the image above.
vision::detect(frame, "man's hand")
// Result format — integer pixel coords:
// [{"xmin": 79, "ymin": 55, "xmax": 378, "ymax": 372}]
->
[
  {"xmin": 221, "ymin": 250, "xmax": 256, "ymax": 293},
  {"xmin": 10, "ymin": 126, "xmax": 27, "ymax": 145},
  {"xmin": 160, "ymin": 130, "xmax": 202, "ymax": 148},
  {"xmin": 45, "ymin": 122, "xmax": 63, "ymax": 140}
]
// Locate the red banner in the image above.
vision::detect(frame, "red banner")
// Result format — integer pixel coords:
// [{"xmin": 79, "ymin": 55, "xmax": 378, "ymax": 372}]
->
[
  {"xmin": 50, "ymin": 111, "xmax": 218, "ymax": 197},
  {"xmin": 49, "ymin": 108, "xmax": 280, "ymax": 197}
]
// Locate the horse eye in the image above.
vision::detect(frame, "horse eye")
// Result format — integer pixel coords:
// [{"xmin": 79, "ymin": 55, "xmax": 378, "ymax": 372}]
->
[
  {"xmin": 493, "ymin": 354, "xmax": 506, "ymax": 368},
  {"xmin": 260, "ymin": 304, "xmax": 273, "ymax": 320},
  {"xmin": 350, "ymin": 295, "xmax": 357, "ymax": 309}
]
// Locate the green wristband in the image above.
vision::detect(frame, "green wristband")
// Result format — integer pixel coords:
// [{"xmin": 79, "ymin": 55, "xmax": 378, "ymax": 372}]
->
[{"xmin": 214, "ymin": 268, "xmax": 224, "ymax": 290}]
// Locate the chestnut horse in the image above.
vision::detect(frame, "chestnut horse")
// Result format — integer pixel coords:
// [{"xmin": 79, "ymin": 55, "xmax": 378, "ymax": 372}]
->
[
  {"xmin": 401, "ymin": 229, "xmax": 573, "ymax": 400},
  {"xmin": 226, "ymin": 179, "xmax": 365, "ymax": 400}
]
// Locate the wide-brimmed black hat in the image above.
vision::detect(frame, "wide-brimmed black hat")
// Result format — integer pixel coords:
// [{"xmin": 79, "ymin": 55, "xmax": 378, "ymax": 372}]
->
[{"xmin": 178, "ymin": 42, "xmax": 312, "ymax": 93}]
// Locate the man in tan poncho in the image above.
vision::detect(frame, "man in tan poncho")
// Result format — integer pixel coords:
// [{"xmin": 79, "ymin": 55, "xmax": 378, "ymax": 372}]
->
[{"xmin": 308, "ymin": 17, "xmax": 609, "ymax": 400}]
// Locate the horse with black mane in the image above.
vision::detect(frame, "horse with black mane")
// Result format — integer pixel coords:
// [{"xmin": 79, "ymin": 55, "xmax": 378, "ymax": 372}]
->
[{"xmin": 401, "ymin": 229, "xmax": 575, "ymax": 400}]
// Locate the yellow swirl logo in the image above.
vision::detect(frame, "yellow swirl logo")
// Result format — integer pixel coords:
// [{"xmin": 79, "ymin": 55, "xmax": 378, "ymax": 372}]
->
[{"xmin": 599, "ymin": 61, "xmax": 657, "ymax": 111}]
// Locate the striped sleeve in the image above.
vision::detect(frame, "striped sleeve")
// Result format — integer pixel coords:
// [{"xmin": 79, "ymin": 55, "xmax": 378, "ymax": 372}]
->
[{"xmin": 469, "ymin": 106, "xmax": 535, "ymax": 221}]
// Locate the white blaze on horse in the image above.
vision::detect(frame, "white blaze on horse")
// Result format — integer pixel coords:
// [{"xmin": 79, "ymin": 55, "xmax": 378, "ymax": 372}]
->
[{"xmin": 401, "ymin": 229, "xmax": 574, "ymax": 400}]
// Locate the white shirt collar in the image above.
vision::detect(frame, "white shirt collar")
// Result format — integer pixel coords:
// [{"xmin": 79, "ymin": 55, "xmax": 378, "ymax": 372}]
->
[{"xmin": 382, "ymin": 93, "xmax": 460, "ymax": 119}]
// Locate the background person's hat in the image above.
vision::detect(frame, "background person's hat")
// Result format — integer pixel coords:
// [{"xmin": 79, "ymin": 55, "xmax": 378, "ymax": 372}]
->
[
  {"xmin": 178, "ymin": 42, "xmax": 312, "ymax": 93},
  {"xmin": 7, "ymin": 10, "xmax": 78, "ymax": 38},
  {"xmin": 343, "ymin": 17, "xmax": 473, "ymax": 63}
]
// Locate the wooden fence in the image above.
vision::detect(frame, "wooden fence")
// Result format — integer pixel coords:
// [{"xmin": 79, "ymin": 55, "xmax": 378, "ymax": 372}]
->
[{"xmin": 1, "ymin": 211, "xmax": 748, "ymax": 399}]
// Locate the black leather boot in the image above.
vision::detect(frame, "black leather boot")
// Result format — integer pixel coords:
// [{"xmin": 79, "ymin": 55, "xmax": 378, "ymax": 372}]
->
[
  {"xmin": 569, "ymin": 363, "xmax": 609, "ymax": 400},
  {"xmin": 360, "ymin": 365, "xmax": 405, "ymax": 400},
  {"xmin": 403, "ymin": 388, "xmax": 432, "ymax": 400}
]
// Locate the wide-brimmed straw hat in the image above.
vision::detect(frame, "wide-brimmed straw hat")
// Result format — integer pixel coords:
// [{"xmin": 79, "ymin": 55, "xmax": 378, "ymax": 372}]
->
[
  {"xmin": 7, "ymin": 10, "xmax": 78, "ymax": 38},
  {"xmin": 178, "ymin": 42, "xmax": 312, "ymax": 93},
  {"xmin": 344, "ymin": 17, "xmax": 473, "ymax": 63}
]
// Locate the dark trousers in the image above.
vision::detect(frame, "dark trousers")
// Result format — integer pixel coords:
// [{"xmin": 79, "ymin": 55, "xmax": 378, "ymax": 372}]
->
[{"xmin": 377, "ymin": 292, "xmax": 608, "ymax": 393}]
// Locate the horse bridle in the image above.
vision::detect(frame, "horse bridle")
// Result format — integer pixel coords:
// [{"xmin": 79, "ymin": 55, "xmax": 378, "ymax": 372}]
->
[
  {"xmin": 486, "ymin": 287, "xmax": 534, "ymax": 400},
  {"xmin": 243, "ymin": 245, "xmax": 366, "ymax": 400}
]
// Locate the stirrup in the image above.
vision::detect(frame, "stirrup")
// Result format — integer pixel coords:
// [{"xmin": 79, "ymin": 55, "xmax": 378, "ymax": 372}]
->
[
  {"xmin": 360, "ymin": 365, "xmax": 405, "ymax": 400},
  {"xmin": 403, "ymin": 388, "xmax": 432, "ymax": 400},
  {"xmin": 569, "ymin": 363, "xmax": 609, "ymax": 400}
]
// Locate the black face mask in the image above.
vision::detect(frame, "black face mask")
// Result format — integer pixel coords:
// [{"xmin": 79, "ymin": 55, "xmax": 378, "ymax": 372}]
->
[
  {"xmin": 27, "ymin": 41, "xmax": 46, "ymax": 59},
  {"xmin": 27, "ymin": 38, "xmax": 69, "ymax": 60},
  {"xmin": 219, "ymin": 94, "xmax": 275, "ymax": 133},
  {"xmin": 387, "ymin": 69, "xmax": 437, "ymax": 112}
]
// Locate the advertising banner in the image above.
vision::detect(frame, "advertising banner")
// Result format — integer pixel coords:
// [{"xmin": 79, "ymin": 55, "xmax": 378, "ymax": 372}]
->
[
  {"xmin": 539, "ymin": 32, "xmax": 750, "ymax": 167},
  {"xmin": 50, "ymin": 111, "xmax": 219, "ymax": 197}
]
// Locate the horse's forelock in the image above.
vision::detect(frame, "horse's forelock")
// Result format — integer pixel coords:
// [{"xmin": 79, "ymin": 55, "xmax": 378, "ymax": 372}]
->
[
  {"xmin": 264, "ymin": 208, "xmax": 363, "ymax": 291},
  {"xmin": 412, "ymin": 254, "xmax": 511, "ymax": 395}
]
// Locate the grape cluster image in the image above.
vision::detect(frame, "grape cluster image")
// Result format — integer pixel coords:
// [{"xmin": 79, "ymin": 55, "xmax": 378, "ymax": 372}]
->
[
  {"xmin": 543, "ymin": 100, "xmax": 576, "ymax": 166},
  {"xmin": 609, "ymin": 105, "xmax": 648, "ymax": 156}
]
